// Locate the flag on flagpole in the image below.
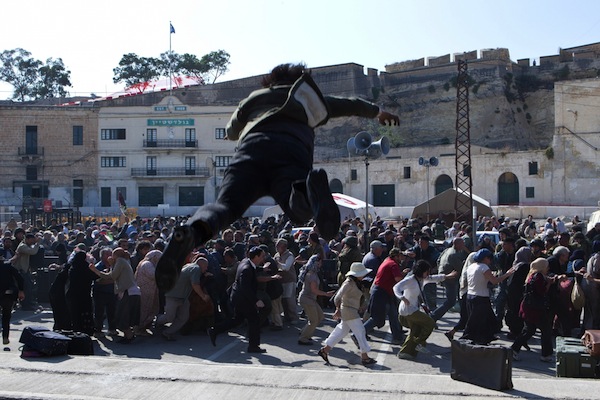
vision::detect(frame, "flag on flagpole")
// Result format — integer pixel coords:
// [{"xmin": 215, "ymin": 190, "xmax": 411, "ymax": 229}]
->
[
  {"xmin": 118, "ymin": 191, "xmax": 127, "ymax": 215},
  {"xmin": 170, "ymin": 22, "xmax": 175, "ymax": 34}
]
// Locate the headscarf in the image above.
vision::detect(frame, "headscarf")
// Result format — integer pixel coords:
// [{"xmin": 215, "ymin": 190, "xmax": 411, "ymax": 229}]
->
[
  {"xmin": 513, "ymin": 246, "xmax": 533, "ymax": 267},
  {"xmin": 298, "ymin": 254, "xmax": 321, "ymax": 285},
  {"xmin": 143, "ymin": 250, "xmax": 162, "ymax": 264}
]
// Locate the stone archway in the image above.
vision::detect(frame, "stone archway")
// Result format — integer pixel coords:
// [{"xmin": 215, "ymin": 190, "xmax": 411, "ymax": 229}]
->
[
  {"xmin": 498, "ymin": 172, "xmax": 519, "ymax": 205},
  {"xmin": 330, "ymin": 178, "xmax": 343, "ymax": 194},
  {"xmin": 434, "ymin": 174, "xmax": 453, "ymax": 195}
]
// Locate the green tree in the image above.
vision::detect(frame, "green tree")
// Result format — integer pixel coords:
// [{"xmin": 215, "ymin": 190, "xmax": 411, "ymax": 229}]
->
[
  {"xmin": 177, "ymin": 53, "xmax": 208, "ymax": 85},
  {"xmin": 34, "ymin": 57, "xmax": 71, "ymax": 98},
  {"xmin": 112, "ymin": 53, "xmax": 161, "ymax": 93},
  {"xmin": 200, "ymin": 50, "xmax": 230, "ymax": 84},
  {"xmin": 0, "ymin": 48, "xmax": 41, "ymax": 101},
  {"xmin": 158, "ymin": 51, "xmax": 184, "ymax": 81},
  {"xmin": 113, "ymin": 49, "xmax": 230, "ymax": 91},
  {"xmin": 0, "ymin": 49, "xmax": 73, "ymax": 101}
]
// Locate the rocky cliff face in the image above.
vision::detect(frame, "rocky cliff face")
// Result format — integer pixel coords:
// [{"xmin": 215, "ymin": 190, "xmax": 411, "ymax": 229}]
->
[{"xmin": 314, "ymin": 68, "xmax": 555, "ymax": 153}]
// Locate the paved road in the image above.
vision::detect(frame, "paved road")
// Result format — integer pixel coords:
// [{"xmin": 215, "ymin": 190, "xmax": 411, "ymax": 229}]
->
[{"xmin": 0, "ymin": 304, "xmax": 596, "ymax": 399}]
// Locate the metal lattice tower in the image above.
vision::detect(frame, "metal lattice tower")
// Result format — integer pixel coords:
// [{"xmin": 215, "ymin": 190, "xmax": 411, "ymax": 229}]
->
[{"xmin": 454, "ymin": 60, "xmax": 473, "ymax": 222}]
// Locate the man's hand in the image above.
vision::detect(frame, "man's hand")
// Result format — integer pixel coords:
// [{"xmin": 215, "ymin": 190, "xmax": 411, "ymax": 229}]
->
[
  {"xmin": 256, "ymin": 300, "xmax": 265, "ymax": 308},
  {"xmin": 377, "ymin": 111, "xmax": 400, "ymax": 126}
]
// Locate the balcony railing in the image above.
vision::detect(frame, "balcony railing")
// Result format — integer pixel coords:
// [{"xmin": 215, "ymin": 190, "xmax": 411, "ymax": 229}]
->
[
  {"xmin": 131, "ymin": 167, "xmax": 210, "ymax": 177},
  {"xmin": 143, "ymin": 139, "xmax": 198, "ymax": 148},
  {"xmin": 18, "ymin": 147, "xmax": 45, "ymax": 156}
]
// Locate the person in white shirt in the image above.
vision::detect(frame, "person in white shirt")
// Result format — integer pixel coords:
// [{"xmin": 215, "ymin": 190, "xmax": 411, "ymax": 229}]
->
[
  {"xmin": 393, "ymin": 259, "xmax": 457, "ymax": 359},
  {"xmin": 461, "ymin": 248, "xmax": 516, "ymax": 344}
]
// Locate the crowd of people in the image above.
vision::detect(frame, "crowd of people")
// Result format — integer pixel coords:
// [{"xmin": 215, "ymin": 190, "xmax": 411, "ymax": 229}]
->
[{"xmin": 0, "ymin": 212, "xmax": 599, "ymax": 366}]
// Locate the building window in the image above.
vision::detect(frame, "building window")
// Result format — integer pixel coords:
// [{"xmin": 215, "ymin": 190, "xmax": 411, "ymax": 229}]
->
[
  {"xmin": 403, "ymin": 166, "xmax": 411, "ymax": 179},
  {"xmin": 101, "ymin": 157, "xmax": 126, "ymax": 167},
  {"xmin": 26, "ymin": 165, "xmax": 37, "ymax": 181},
  {"xmin": 185, "ymin": 156, "xmax": 196, "ymax": 175},
  {"xmin": 146, "ymin": 128, "xmax": 157, "ymax": 143},
  {"xmin": 528, "ymin": 161, "xmax": 538, "ymax": 175},
  {"xmin": 526, "ymin": 187, "xmax": 535, "ymax": 198},
  {"xmin": 185, "ymin": 128, "xmax": 196, "ymax": 142},
  {"xmin": 101, "ymin": 128, "xmax": 126, "ymax": 140},
  {"xmin": 215, "ymin": 156, "xmax": 232, "ymax": 167},
  {"xmin": 350, "ymin": 169, "xmax": 358, "ymax": 181},
  {"xmin": 73, "ymin": 180, "xmax": 83, "ymax": 207},
  {"xmin": 26, "ymin": 126, "xmax": 38, "ymax": 154},
  {"xmin": 116, "ymin": 187, "xmax": 127, "ymax": 202},
  {"xmin": 146, "ymin": 156, "xmax": 157, "ymax": 171},
  {"xmin": 215, "ymin": 128, "xmax": 226, "ymax": 139},
  {"xmin": 73, "ymin": 126, "xmax": 83, "ymax": 146},
  {"xmin": 463, "ymin": 163, "xmax": 471, "ymax": 177},
  {"xmin": 179, "ymin": 186, "xmax": 204, "ymax": 206},
  {"xmin": 101, "ymin": 187, "xmax": 111, "ymax": 207},
  {"xmin": 139, "ymin": 187, "xmax": 164, "ymax": 206}
]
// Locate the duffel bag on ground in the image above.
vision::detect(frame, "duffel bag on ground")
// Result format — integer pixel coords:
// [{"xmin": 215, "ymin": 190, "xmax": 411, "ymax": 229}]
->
[
  {"xmin": 19, "ymin": 325, "xmax": 51, "ymax": 345},
  {"xmin": 582, "ymin": 330, "xmax": 600, "ymax": 357},
  {"xmin": 20, "ymin": 329, "xmax": 71, "ymax": 356}
]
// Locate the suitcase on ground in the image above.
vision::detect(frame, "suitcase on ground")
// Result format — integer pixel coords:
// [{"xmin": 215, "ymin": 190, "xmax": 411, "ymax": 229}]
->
[
  {"xmin": 582, "ymin": 330, "xmax": 600, "ymax": 358},
  {"xmin": 556, "ymin": 336, "xmax": 598, "ymax": 378},
  {"xmin": 451, "ymin": 339, "xmax": 513, "ymax": 390},
  {"xmin": 56, "ymin": 330, "xmax": 94, "ymax": 355}
]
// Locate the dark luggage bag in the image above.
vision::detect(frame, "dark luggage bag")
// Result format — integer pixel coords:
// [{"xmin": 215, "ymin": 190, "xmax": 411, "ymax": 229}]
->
[
  {"xmin": 19, "ymin": 325, "xmax": 51, "ymax": 345},
  {"xmin": 19, "ymin": 327, "xmax": 70, "ymax": 357},
  {"xmin": 451, "ymin": 339, "xmax": 513, "ymax": 390},
  {"xmin": 582, "ymin": 330, "xmax": 600, "ymax": 358},
  {"xmin": 56, "ymin": 330, "xmax": 94, "ymax": 355}
]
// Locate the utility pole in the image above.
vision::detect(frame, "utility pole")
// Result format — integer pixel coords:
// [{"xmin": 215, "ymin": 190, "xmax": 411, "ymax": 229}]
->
[{"xmin": 454, "ymin": 59, "xmax": 474, "ymax": 223}]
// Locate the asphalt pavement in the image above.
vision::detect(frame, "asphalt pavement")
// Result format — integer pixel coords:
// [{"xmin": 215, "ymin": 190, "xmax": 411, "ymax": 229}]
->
[{"xmin": 0, "ymin": 301, "xmax": 598, "ymax": 400}]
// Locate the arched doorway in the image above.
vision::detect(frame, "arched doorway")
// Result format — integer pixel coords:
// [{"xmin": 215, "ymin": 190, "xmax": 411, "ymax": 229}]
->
[
  {"xmin": 435, "ymin": 174, "xmax": 453, "ymax": 195},
  {"xmin": 498, "ymin": 172, "xmax": 519, "ymax": 205},
  {"xmin": 330, "ymin": 178, "xmax": 343, "ymax": 194}
]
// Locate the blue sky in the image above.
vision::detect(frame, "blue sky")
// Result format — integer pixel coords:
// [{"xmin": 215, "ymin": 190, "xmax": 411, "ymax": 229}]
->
[{"xmin": 1, "ymin": 0, "xmax": 600, "ymax": 98}]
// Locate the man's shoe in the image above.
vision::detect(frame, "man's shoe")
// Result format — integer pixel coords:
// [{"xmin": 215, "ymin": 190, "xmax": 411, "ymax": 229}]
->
[
  {"xmin": 155, "ymin": 225, "xmax": 199, "ymax": 292},
  {"xmin": 288, "ymin": 180, "xmax": 314, "ymax": 223},
  {"xmin": 2, "ymin": 337, "xmax": 9, "ymax": 345},
  {"xmin": 540, "ymin": 355, "xmax": 554, "ymax": 363},
  {"xmin": 208, "ymin": 327, "xmax": 217, "ymax": 347},
  {"xmin": 298, "ymin": 340, "xmax": 313, "ymax": 346},
  {"xmin": 247, "ymin": 347, "xmax": 267, "ymax": 354},
  {"xmin": 306, "ymin": 169, "xmax": 340, "ymax": 241},
  {"xmin": 397, "ymin": 351, "xmax": 415, "ymax": 360}
]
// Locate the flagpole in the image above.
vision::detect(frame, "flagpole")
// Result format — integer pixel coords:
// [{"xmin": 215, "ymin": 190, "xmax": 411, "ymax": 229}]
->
[{"xmin": 169, "ymin": 21, "xmax": 173, "ymax": 95}]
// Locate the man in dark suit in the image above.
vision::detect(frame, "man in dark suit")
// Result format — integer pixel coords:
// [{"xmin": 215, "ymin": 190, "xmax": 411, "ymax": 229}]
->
[{"xmin": 208, "ymin": 246, "xmax": 267, "ymax": 353}]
